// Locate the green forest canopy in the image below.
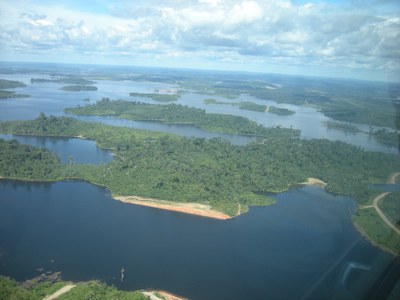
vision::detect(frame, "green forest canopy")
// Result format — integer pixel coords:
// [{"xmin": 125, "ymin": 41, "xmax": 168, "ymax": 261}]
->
[
  {"xmin": 65, "ymin": 98, "xmax": 300, "ymax": 138},
  {"xmin": 1, "ymin": 114, "xmax": 398, "ymax": 216}
]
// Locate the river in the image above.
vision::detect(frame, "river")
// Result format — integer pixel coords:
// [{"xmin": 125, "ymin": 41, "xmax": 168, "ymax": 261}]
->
[
  {"xmin": 0, "ymin": 180, "xmax": 395, "ymax": 300},
  {"xmin": 0, "ymin": 63, "xmax": 399, "ymax": 299},
  {"xmin": 0, "ymin": 64, "xmax": 397, "ymax": 153}
]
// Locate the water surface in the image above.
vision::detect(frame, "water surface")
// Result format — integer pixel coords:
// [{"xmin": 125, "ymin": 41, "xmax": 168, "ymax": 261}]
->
[
  {"xmin": 0, "ymin": 134, "xmax": 113, "ymax": 164},
  {"xmin": 0, "ymin": 180, "xmax": 395, "ymax": 299},
  {"xmin": 0, "ymin": 71, "xmax": 397, "ymax": 153}
]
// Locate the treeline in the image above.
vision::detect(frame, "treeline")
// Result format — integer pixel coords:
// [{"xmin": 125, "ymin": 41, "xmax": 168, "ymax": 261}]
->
[
  {"xmin": 65, "ymin": 98, "xmax": 300, "ymax": 138},
  {"xmin": 0, "ymin": 90, "xmax": 29, "ymax": 99},
  {"xmin": 0, "ymin": 276, "xmax": 147, "ymax": 300},
  {"xmin": 203, "ymin": 99, "xmax": 295, "ymax": 114},
  {"xmin": 0, "ymin": 79, "xmax": 29, "ymax": 99},
  {"xmin": 0, "ymin": 79, "xmax": 26, "ymax": 89},
  {"xmin": 0, "ymin": 138, "xmax": 61, "ymax": 179},
  {"xmin": 61, "ymin": 85, "xmax": 98, "ymax": 91},
  {"xmin": 174, "ymin": 74, "xmax": 399, "ymax": 129},
  {"xmin": 1, "ymin": 114, "xmax": 399, "ymax": 216},
  {"xmin": 31, "ymin": 77, "xmax": 95, "ymax": 85},
  {"xmin": 129, "ymin": 92, "xmax": 181, "ymax": 102},
  {"xmin": 369, "ymin": 128, "xmax": 399, "ymax": 146}
]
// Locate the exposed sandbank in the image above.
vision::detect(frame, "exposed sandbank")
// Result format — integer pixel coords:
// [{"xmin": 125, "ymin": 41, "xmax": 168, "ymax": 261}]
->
[
  {"xmin": 301, "ymin": 177, "xmax": 327, "ymax": 188},
  {"xmin": 142, "ymin": 290, "xmax": 187, "ymax": 300},
  {"xmin": 114, "ymin": 195, "xmax": 231, "ymax": 220}
]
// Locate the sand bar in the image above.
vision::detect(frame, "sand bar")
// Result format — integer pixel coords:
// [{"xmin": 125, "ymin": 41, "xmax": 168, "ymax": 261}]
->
[
  {"xmin": 142, "ymin": 290, "xmax": 188, "ymax": 300},
  {"xmin": 114, "ymin": 195, "xmax": 231, "ymax": 220},
  {"xmin": 301, "ymin": 177, "xmax": 327, "ymax": 187}
]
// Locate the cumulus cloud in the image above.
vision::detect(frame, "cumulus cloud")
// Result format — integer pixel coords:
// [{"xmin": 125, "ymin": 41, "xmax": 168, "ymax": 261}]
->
[{"xmin": 0, "ymin": 0, "xmax": 399, "ymax": 80}]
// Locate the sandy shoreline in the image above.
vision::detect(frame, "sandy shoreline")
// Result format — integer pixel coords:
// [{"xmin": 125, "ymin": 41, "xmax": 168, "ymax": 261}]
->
[
  {"xmin": 301, "ymin": 177, "xmax": 327, "ymax": 187},
  {"xmin": 142, "ymin": 290, "xmax": 188, "ymax": 300},
  {"xmin": 114, "ymin": 195, "xmax": 232, "ymax": 220}
]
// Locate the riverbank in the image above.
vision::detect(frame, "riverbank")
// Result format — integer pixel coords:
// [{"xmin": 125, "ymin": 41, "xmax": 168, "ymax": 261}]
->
[
  {"xmin": 301, "ymin": 177, "xmax": 327, "ymax": 188},
  {"xmin": 142, "ymin": 290, "xmax": 188, "ymax": 300},
  {"xmin": 114, "ymin": 195, "xmax": 232, "ymax": 220},
  {"xmin": 353, "ymin": 172, "xmax": 400, "ymax": 256}
]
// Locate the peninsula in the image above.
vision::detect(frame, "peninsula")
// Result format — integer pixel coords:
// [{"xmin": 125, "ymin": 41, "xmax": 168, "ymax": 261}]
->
[{"xmin": 0, "ymin": 113, "xmax": 399, "ymax": 253}]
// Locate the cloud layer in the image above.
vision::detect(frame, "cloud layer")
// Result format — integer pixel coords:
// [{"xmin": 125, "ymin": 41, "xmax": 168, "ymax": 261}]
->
[{"xmin": 0, "ymin": 0, "xmax": 399, "ymax": 80}]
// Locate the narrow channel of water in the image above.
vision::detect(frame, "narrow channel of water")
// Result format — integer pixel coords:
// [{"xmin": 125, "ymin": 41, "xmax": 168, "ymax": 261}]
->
[
  {"xmin": 0, "ymin": 71, "xmax": 397, "ymax": 153},
  {"xmin": 0, "ymin": 134, "xmax": 113, "ymax": 164}
]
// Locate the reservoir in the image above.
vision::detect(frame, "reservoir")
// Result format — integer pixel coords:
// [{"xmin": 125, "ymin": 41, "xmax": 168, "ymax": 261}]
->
[
  {"xmin": 0, "ymin": 67, "xmax": 398, "ymax": 154},
  {"xmin": 0, "ymin": 134, "xmax": 113, "ymax": 164},
  {"xmin": 0, "ymin": 180, "xmax": 395, "ymax": 299}
]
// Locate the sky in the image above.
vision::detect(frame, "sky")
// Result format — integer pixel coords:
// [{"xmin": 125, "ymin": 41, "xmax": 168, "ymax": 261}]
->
[{"xmin": 0, "ymin": 0, "xmax": 399, "ymax": 81}]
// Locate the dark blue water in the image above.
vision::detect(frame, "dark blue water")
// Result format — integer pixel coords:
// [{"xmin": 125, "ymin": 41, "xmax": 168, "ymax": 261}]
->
[
  {"xmin": 0, "ymin": 180, "xmax": 395, "ymax": 299},
  {"xmin": 0, "ymin": 134, "xmax": 113, "ymax": 164}
]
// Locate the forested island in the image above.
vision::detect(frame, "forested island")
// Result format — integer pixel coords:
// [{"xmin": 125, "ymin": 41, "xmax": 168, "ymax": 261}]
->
[
  {"xmin": 0, "ymin": 79, "xmax": 29, "ymax": 99},
  {"xmin": 0, "ymin": 79, "xmax": 26, "ymax": 89},
  {"xmin": 61, "ymin": 85, "xmax": 98, "ymax": 92},
  {"xmin": 0, "ymin": 113, "xmax": 399, "ymax": 253},
  {"xmin": 31, "ymin": 78, "xmax": 95, "ymax": 85},
  {"xmin": 203, "ymin": 98, "xmax": 295, "ymax": 115},
  {"xmin": 129, "ymin": 92, "xmax": 182, "ymax": 102},
  {"xmin": 65, "ymin": 98, "xmax": 299, "ymax": 137},
  {"xmin": 148, "ymin": 73, "xmax": 399, "ymax": 129}
]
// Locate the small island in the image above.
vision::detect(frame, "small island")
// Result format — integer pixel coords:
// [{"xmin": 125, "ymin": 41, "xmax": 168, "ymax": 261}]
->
[
  {"xmin": 0, "ymin": 79, "xmax": 29, "ymax": 99},
  {"xmin": 65, "ymin": 98, "xmax": 299, "ymax": 137},
  {"xmin": 129, "ymin": 91, "xmax": 182, "ymax": 102},
  {"xmin": 61, "ymin": 85, "xmax": 98, "ymax": 92},
  {"xmin": 203, "ymin": 98, "xmax": 295, "ymax": 115}
]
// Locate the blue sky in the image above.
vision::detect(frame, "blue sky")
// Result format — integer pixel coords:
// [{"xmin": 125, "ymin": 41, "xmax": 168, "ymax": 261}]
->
[{"xmin": 0, "ymin": 0, "xmax": 399, "ymax": 81}]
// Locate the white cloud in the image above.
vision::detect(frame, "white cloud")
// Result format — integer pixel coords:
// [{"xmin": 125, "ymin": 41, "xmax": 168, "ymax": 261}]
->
[{"xmin": 0, "ymin": 0, "xmax": 399, "ymax": 80}]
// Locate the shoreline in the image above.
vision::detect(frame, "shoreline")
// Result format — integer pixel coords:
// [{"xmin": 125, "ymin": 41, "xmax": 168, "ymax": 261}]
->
[
  {"xmin": 300, "ymin": 177, "xmax": 327, "ymax": 188},
  {"xmin": 352, "ymin": 219, "xmax": 398, "ymax": 257},
  {"xmin": 142, "ymin": 290, "xmax": 188, "ymax": 300},
  {"xmin": 114, "ymin": 195, "xmax": 232, "ymax": 220}
]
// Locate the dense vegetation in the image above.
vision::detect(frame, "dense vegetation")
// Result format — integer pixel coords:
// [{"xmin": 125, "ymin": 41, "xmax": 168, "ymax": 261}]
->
[
  {"xmin": 353, "ymin": 199, "xmax": 400, "ymax": 255},
  {"xmin": 369, "ymin": 128, "xmax": 399, "ymax": 147},
  {"xmin": 31, "ymin": 78, "xmax": 95, "ymax": 85},
  {"xmin": 268, "ymin": 106, "xmax": 296, "ymax": 115},
  {"xmin": 380, "ymin": 191, "xmax": 400, "ymax": 228},
  {"xmin": 170, "ymin": 73, "xmax": 399, "ymax": 129},
  {"xmin": 0, "ymin": 79, "xmax": 29, "ymax": 99},
  {"xmin": 65, "ymin": 98, "xmax": 299, "ymax": 138},
  {"xmin": 130, "ymin": 92, "xmax": 182, "ymax": 102},
  {"xmin": 203, "ymin": 98, "xmax": 295, "ymax": 115},
  {"xmin": 0, "ymin": 79, "xmax": 26, "ymax": 89},
  {"xmin": 0, "ymin": 90, "xmax": 29, "ymax": 99},
  {"xmin": 203, "ymin": 98, "xmax": 267, "ymax": 112},
  {"xmin": 0, "ymin": 138, "xmax": 61, "ymax": 179},
  {"xmin": 0, "ymin": 276, "xmax": 147, "ymax": 300},
  {"xmin": 61, "ymin": 85, "xmax": 98, "ymax": 91},
  {"xmin": 324, "ymin": 120, "xmax": 361, "ymax": 133},
  {"xmin": 1, "ymin": 114, "xmax": 399, "ymax": 219}
]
